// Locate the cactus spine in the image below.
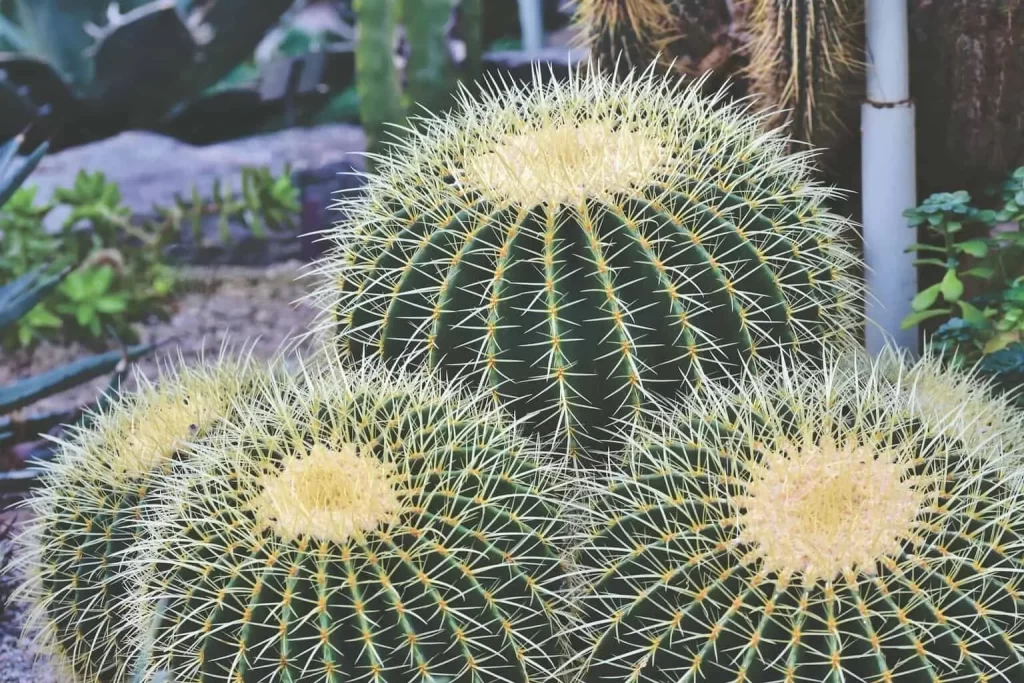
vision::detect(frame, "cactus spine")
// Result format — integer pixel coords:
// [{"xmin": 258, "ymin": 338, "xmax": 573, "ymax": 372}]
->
[
  {"xmin": 741, "ymin": 0, "xmax": 864, "ymax": 149},
  {"xmin": 13, "ymin": 350, "xmax": 259, "ymax": 683},
  {"xmin": 127, "ymin": 356, "xmax": 570, "ymax": 683},
  {"xmin": 311, "ymin": 61, "xmax": 863, "ymax": 461},
  {"xmin": 573, "ymin": 348, "xmax": 1024, "ymax": 682}
]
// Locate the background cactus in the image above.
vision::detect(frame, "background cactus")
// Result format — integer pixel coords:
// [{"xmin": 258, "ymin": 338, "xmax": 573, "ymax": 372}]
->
[
  {"xmin": 739, "ymin": 0, "xmax": 864, "ymax": 152},
  {"xmin": 127, "ymin": 354, "xmax": 570, "ymax": 683},
  {"xmin": 571, "ymin": 0, "xmax": 738, "ymax": 88},
  {"xmin": 13, "ymin": 349, "xmax": 259, "ymax": 683},
  {"xmin": 311, "ymin": 62, "xmax": 862, "ymax": 461},
  {"xmin": 355, "ymin": 0, "xmax": 464, "ymax": 166},
  {"xmin": 573, "ymin": 348, "xmax": 1024, "ymax": 682}
]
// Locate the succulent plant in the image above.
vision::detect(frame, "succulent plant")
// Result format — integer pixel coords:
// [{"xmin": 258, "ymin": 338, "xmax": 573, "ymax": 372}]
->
[
  {"xmin": 571, "ymin": 0, "xmax": 737, "ymax": 84},
  {"xmin": 0, "ymin": 0, "xmax": 292, "ymax": 137},
  {"xmin": 573, "ymin": 348, "xmax": 1024, "ymax": 683},
  {"xmin": 1, "ymin": 133, "xmax": 154, "ymax": 454},
  {"xmin": 127, "ymin": 354, "xmax": 570, "ymax": 683},
  {"xmin": 310, "ymin": 61, "xmax": 863, "ymax": 461},
  {"xmin": 740, "ymin": 0, "xmax": 864, "ymax": 150},
  {"xmin": 12, "ymin": 349, "xmax": 260, "ymax": 683}
]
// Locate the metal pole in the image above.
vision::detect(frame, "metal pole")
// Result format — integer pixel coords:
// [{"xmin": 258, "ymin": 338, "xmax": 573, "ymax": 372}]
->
[
  {"xmin": 518, "ymin": 0, "xmax": 544, "ymax": 54},
  {"xmin": 862, "ymin": 0, "xmax": 918, "ymax": 354}
]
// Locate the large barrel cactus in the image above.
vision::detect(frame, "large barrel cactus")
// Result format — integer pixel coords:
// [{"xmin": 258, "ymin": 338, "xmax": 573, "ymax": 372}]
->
[
  {"xmin": 573, "ymin": 347, "xmax": 1024, "ymax": 682},
  {"xmin": 311, "ymin": 62, "xmax": 862, "ymax": 460},
  {"xmin": 13, "ymin": 350, "xmax": 259, "ymax": 683},
  {"xmin": 741, "ymin": 0, "xmax": 864, "ymax": 151},
  {"xmin": 126, "ymin": 354, "xmax": 570, "ymax": 683}
]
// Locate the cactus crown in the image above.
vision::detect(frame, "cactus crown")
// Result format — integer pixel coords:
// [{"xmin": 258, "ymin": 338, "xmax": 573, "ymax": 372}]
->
[
  {"xmin": 309, "ymin": 60, "xmax": 863, "ymax": 457},
  {"xmin": 574, "ymin": 349, "xmax": 1024, "ymax": 682},
  {"xmin": 127, "ymin": 355, "xmax": 571, "ymax": 683},
  {"xmin": 12, "ymin": 347, "xmax": 258, "ymax": 683}
]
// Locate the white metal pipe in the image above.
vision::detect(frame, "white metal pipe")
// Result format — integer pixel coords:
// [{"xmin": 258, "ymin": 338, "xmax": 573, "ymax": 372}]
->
[
  {"xmin": 518, "ymin": 0, "xmax": 544, "ymax": 54},
  {"xmin": 862, "ymin": 0, "xmax": 918, "ymax": 355}
]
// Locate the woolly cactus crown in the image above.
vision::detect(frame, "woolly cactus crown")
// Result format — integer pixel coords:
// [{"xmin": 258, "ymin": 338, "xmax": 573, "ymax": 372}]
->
[
  {"xmin": 126, "ymin": 354, "xmax": 572, "ymax": 683},
  {"xmin": 310, "ymin": 60, "xmax": 863, "ymax": 460},
  {"xmin": 573, "ymin": 348, "xmax": 1024, "ymax": 683},
  {"xmin": 13, "ymin": 347, "xmax": 260, "ymax": 683}
]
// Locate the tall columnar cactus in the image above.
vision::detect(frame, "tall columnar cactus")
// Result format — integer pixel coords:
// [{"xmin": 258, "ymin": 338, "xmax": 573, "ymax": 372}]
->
[
  {"xmin": 355, "ymin": 0, "xmax": 405, "ymax": 165},
  {"xmin": 13, "ymin": 350, "xmax": 260, "ymax": 683},
  {"xmin": 572, "ymin": 0, "xmax": 736, "ymax": 83},
  {"xmin": 740, "ymin": 0, "xmax": 864, "ymax": 150},
  {"xmin": 310, "ymin": 62, "xmax": 863, "ymax": 461},
  {"xmin": 573, "ymin": 348, "xmax": 1024, "ymax": 682},
  {"xmin": 124, "ymin": 354, "xmax": 570, "ymax": 683}
]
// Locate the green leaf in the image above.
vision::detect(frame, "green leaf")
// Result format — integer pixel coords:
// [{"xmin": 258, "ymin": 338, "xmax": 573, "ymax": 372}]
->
[
  {"xmin": 958, "ymin": 300, "xmax": 989, "ymax": 327},
  {"xmin": 901, "ymin": 309, "xmax": 950, "ymax": 329},
  {"xmin": 911, "ymin": 284, "xmax": 942, "ymax": 312},
  {"xmin": 94, "ymin": 297, "xmax": 127, "ymax": 314},
  {"xmin": 946, "ymin": 221, "xmax": 963, "ymax": 233},
  {"xmin": 940, "ymin": 269, "xmax": 965, "ymax": 302},
  {"xmin": 962, "ymin": 266, "xmax": 996, "ymax": 279},
  {"xmin": 956, "ymin": 240, "xmax": 989, "ymax": 257}
]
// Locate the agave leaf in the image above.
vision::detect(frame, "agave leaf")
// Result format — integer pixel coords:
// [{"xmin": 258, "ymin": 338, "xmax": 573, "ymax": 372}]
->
[
  {"xmin": 0, "ymin": 342, "xmax": 154, "ymax": 415},
  {"xmin": 0, "ymin": 139, "xmax": 49, "ymax": 208},
  {"xmin": 0, "ymin": 265, "xmax": 72, "ymax": 331}
]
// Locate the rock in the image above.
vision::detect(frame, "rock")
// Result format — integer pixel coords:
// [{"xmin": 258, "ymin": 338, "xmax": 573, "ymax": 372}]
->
[{"xmin": 25, "ymin": 124, "xmax": 368, "ymax": 265}]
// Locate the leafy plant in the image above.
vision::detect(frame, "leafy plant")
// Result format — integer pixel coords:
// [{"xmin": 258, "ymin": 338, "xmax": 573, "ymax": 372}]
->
[
  {"xmin": 902, "ymin": 168, "xmax": 1024, "ymax": 376},
  {"xmin": 0, "ymin": 164, "xmax": 300, "ymax": 349}
]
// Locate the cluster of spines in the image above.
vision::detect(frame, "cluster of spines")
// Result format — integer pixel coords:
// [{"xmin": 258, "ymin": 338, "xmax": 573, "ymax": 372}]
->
[
  {"xmin": 11, "ymin": 347, "xmax": 258, "ymax": 683},
  {"xmin": 741, "ymin": 0, "xmax": 864, "ymax": 150},
  {"xmin": 569, "ymin": 349, "xmax": 1024, "ymax": 683},
  {"xmin": 125, "ymin": 355, "xmax": 573, "ymax": 683},
  {"xmin": 307, "ymin": 61, "xmax": 863, "ymax": 458}
]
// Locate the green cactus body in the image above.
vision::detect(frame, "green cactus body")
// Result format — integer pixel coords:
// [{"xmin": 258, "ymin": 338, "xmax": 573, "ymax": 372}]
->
[
  {"xmin": 741, "ymin": 0, "xmax": 863, "ymax": 149},
  {"xmin": 128, "ymin": 356, "xmax": 569, "ymax": 683},
  {"xmin": 311, "ymin": 62, "xmax": 862, "ymax": 460},
  {"xmin": 355, "ymin": 0, "xmax": 406, "ymax": 164},
  {"xmin": 572, "ymin": 0, "xmax": 735, "ymax": 80},
  {"xmin": 14, "ymin": 351, "xmax": 259, "ymax": 683},
  {"xmin": 402, "ymin": 0, "xmax": 456, "ymax": 117},
  {"xmin": 574, "ymin": 349, "xmax": 1024, "ymax": 682}
]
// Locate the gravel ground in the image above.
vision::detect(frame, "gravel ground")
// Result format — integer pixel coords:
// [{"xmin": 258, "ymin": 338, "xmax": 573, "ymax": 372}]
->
[{"xmin": 0, "ymin": 260, "xmax": 326, "ymax": 682}]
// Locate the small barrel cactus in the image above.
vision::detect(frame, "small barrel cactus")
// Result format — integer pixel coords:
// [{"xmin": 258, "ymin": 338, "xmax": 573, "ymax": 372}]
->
[
  {"xmin": 310, "ymin": 60, "xmax": 862, "ymax": 460},
  {"xmin": 13, "ymin": 349, "xmax": 260, "ymax": 683},
  {"xmin": 126, "ymin": 355, "xmax": 570, "ymax": 683},
  {"xmin": 573, "ymin": 348, "xmax": 1024, "ymax": 682},
  {"xmin": 741, "ymin": 0, "xmax": 863, "ymax": 150}
]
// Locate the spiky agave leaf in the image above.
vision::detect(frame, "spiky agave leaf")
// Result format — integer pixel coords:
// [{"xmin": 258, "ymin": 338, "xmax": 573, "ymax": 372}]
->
[
  {"xmin": 11, "ymin": 344, "xmax": 264, "ymax": 683},
  {"xmin": 740, "ymin": 0, "xmax": 864, "ymax": 150},
  {"xmin": 571, "ymin": 0, "xmax": 736, "ymax": 82},
  {"xmin": 307, "ymin": 59, "xmax": 864, "ymax": 463},
  {"xmin": 124, "ymin": 353, "xmax": 573, "ymax": 683},
  {"xmin": 572, "ymin": 346, "xmax": 1024, "ymax": 683}
]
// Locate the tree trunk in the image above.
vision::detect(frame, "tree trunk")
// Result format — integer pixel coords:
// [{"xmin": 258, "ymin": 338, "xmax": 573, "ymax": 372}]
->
[{"xmin": 909, "ymin": 0, "xmax": 1024, "ymax": 196}]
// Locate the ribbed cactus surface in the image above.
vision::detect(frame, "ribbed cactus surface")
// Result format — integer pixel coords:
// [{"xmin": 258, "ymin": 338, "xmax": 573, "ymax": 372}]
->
[
  {"xmin": 573, "ymin": 349, "xmax": 1024, "ymax": 682},
  {"xmin": 311, "ymin": 62, "xmax": 862, "ymax": 460},
  {"xmin": 128, "ymin": 355, "xmax": 569, "ymax": 683},
  {"xmin": 14, "ymin": 351, "xmax": 258, "ymax": 683},
  {"xmin": 742, "ymin": 0, "xmax": 863, "ymax": 149}
]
